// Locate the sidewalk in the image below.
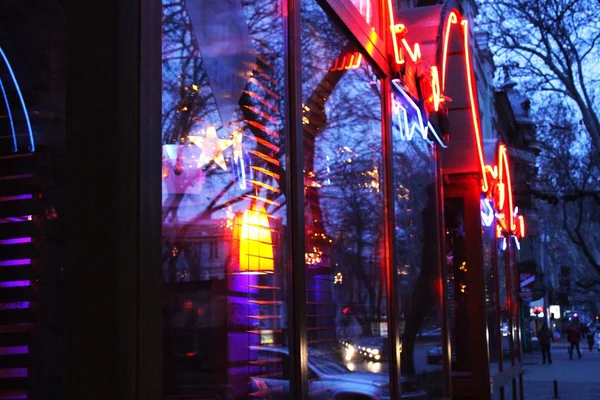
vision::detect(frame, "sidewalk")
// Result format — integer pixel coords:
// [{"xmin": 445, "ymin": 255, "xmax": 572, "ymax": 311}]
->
[{"xmin": 521, "ymin": 344, "xmax": 600, "ymax": 399}]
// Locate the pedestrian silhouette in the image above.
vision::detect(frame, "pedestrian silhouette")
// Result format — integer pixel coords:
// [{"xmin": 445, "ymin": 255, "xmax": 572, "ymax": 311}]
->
[
  {"xmin": 536, "ymin": 321, "xmax": 552, "ymax": 364},
  {"xmin": 567, "ymin": 320, "xmax": 582, "ymax": 359},
  {"xmin": 587, "ymin": 327, "xmax": 595, "ymax": 352}
]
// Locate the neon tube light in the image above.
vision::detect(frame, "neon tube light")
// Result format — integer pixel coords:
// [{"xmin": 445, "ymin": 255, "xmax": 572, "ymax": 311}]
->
[
  {"xmin": 387, "ymin": 0, "xmax": 404, "ymax": 65},
  {"xmin": 441, "ymin": 12, "xmax": 459, "ymax": 91},
  {"xmin": 460, "ymin": 20, "xmax": 488, "ymax": 193},
  {"xmin": 391, "ymin": 82, "xmax": 445, "ymax": 147},
  {"xmin": 0, "ymin": 237, "xmax": 31, "ymax": 245},
  {"xmin": 0, "ymin": 258, "xmax": 31, "ymax": 267},
  {"xmin": 0, "ymin": 280, "xmax": 30, "ymax": 288},
  {"xmin": 0, "ymin": 47, "xmax": 34, "ymax": 151},
  {"xmin": 401, "ymin": 37, "xmax": 421, "ymax": 63},
  {"xmin": 0, "ymin": 77, "xmax": 17, "ymax": 152},
  {"xmin": 0, "ymin": 194, "xmax": 33, "ymax": 202},
  {"xmin": 480, "ymin": 198, "xmax": 494, "ymax": 227},
  {"xmin": 430, "ymin": 66, "xmax": 442, "ymax": 111}
]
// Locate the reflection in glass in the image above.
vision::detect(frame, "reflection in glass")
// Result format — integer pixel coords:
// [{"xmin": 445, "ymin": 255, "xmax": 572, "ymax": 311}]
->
[
  {"xmin": 301, "ymin": 0, "xmax": 392, "ymax": 398},
  {"xmin": 444, "ymin": 198, "xmax": 470, "ymax": 372},
  {"xmin": 483, "ymin": 218, "xmax": 500, "ymax": 375},
  {"xmin": 161, "ymin": 0, "xmax": 289, "ymax": 398},
  {"xmin": 498, "ymin": 239, "xmax": 509, "ymax": 369},
  {"xmin": 392, "ymin": 109, "xmax": 444, "ymax": 398}
]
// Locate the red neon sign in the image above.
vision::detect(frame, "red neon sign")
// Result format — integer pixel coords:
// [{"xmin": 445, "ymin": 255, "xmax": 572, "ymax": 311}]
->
[
  {"xmin": 383, "ymin": 5, "xmax": 526, "ymax": 238},
  {"xmin": 331, "ymin": 0, "xmax": 372, "ymax": 71}
]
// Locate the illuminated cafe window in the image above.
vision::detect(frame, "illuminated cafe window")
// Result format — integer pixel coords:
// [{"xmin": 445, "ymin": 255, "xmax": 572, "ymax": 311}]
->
[{"xmin": 161, "ymin": 0, "xmax": 290, "ymax": 397}]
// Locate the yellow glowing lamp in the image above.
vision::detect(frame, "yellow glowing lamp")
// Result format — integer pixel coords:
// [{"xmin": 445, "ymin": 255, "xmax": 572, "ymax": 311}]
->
[{"xmin": 234, "ymin": 204, "xmax": 274, "ymax": 274}]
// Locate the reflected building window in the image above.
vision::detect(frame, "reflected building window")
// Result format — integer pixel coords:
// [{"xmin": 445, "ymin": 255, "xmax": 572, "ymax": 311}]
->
[{"xmin": 161, "ymin": 0, "xmax": 289, "ymax": 397}]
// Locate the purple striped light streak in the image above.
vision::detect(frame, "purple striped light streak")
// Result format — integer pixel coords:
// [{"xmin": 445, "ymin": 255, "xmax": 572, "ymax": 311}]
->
[
  {"xmin": 0, "ymin": 280, "xmax": 30, "ymax": 288},
  {"xmin": 0, "ymin": 346, "xmax": 28, "ymax": 355},
  {"xmin": 0, "ymin": 194, "xmax": 32, "ymax": 202},
  {"xmin": 0, "ymin": 258, "xmax": 31, "ymax": 267},
  {"xmin": 0, "ymin": 237, "xmax": 31, "ymax": 245},
  {"xmin": 0, "ymin": 215, "xmax": 32, "ymax": 224}
]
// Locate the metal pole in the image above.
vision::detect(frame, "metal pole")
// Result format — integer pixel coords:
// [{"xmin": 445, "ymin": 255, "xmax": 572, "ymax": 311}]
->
[
  {"xmin": 285, "ymin": 0, "xmax": 309, "ymax": 396},
  {"xmin": 381, "ymin": 60, "xmax": 401, "ymax": 400},
  {"xmin": 504, "ymin": 235, "xmax": 517, "ymax": 400},
  {"xmin": 435, "ymin": 142, "xmax": 452, "ymax": 399},
  {"xmin": 512, "ymin": 241, "xmax": 524, "ymax": 400}
]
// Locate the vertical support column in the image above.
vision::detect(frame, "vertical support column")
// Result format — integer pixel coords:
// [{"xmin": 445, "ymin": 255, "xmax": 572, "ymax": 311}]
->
[
  {"xmin": 382, "ymin": 75, "xmax": 400, "ymax": 400},
  {"xmin": 138, "ymin": 0, "xmax": 163, "ymax": 396},
  {"xmin": 493, "ymin": 231, "xmax": 504, "ymax": 400},
  {"xmin": 381, "ymin": 1, "xmax": 399, "ymax": 396},
  {"xmin": 434, "ymin": 145, "xmax": 452, "ymax": 399},
  {"xmin": 64, "ymin": 0, "xmax": 162, "ymax": 398},
  {"xmin": 512, "ymin": 243, "xmax": 524, "ymax": 400},
  {"xmin": 446, "ymin": 173, "xmax": 491, "ymax": 399},
  {"xmin": 285, "ymin": 0, "xmax": 309, "ymax": 396},
  {"xmin": 504, "ymin": 237, "xmax": 517, "ymax": 400}
]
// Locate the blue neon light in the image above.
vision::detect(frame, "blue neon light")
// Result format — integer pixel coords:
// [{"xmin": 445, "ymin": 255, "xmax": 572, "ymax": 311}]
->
[
  {"xmin": 0, "ymin": 78, "xmax": 17, "ymax": 152},
  {"xmin": 391, "ymin": 80, "xmax": 447, "ymax": 148},
  {"xmin": 0, "ymin": 46, "xmax": 35, "ymax": 151}
]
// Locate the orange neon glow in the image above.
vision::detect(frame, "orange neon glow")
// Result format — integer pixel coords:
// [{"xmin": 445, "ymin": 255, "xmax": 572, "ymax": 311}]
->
[
  {"xmin": 496, "ymin": 223, "xmax": 503, "ymax": 239},
  {"xmin": 430, "ymin": 66, "xmax": 442, "ymax": 111},
  {"xmin": 518, "ymin": 215, "xmax": 525, "ymax": 238},
  {"xmin": 441, "ymin": 11, "xmax": 459, "ymax": 91},
  {"xmin": 331, "ymin": 53, "xmax": 363, "ymax": 71},
  {"xmin": 330, "ymin": 0, "xmax": 370, "ymax": 72},
  {"xmin": 498, "ymin": 144, "xmax": 515, "ymax": 231},
  {"xmin": 357, "ymin": 0, "xmax": 372, "ymax": 24},
  {"xmin": 459, "ymin": 19, "xmax": 489, "ymax": 193},
  {"xmin": 387, "ymin": 0, "xmax": 404, "ymax": 65},
  {"xmin": 401, "ymin": 38, "xmax": 421, "ymax": 63},
  {"xmin": 485, "ymin": 143, "xmax": 525, "ymax": 238},
  {"xmin": 234, "ymin": 204, "xmax": 274, "ymax": 274}
]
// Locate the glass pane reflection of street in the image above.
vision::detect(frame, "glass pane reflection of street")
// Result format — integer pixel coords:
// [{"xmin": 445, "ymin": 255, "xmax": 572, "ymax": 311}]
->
[{"xmin": 161, "ymin": 0, "xmax": 290, "ymax": 397}]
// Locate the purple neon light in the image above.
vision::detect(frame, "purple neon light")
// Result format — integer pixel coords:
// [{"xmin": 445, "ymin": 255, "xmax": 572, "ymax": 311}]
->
[
  {"xmin": 1, "ymin": 301, "xmax": 30, "ymax": 309},
  {"xmin": 0, "ymin": 346, "xmax": 28, "ymax": 355},
  {"xmin": 0, "ymin": 215, "xmax": 32, "ymax": 224},
  {"xmin": 0, "ymin": 391, "xmax": 28, "ymax": 400},
  {"xmin": 0, "ymin": 237, "xmax": 31, "ymax": 245},
  {"xmin": 0, "ymin": 173, "xmax": 34, "ymax": 181},
  {"xmin": 0, "ymin": 368, "xmax": 28, "ymax": 378},
  {"xmin": 0, "ymin": 194, "xmax": 32, "ymax": 202},
  {"xmin": 0, "ymin": 258, "xmax": 31, "ymax": 267},
  {"xmin": 0, "ymin": 281, "xmax": 30, "ymax": 288}
]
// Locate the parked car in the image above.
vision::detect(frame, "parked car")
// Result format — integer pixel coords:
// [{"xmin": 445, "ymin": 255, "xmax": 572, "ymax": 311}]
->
[
  {"xmin": 426, "ymin": 345, "xmax": 443, "ymax": 365},
  {"xmin": 417, "ymin": 327, "xmax": 442, "ymax": 341},
  {"xmin": 249, "ymin": 346, "xmax": 428, "ymax": 399},
  {"xmin": 346, "ymin": 336, "xmax": 388, "ymax": 362}
]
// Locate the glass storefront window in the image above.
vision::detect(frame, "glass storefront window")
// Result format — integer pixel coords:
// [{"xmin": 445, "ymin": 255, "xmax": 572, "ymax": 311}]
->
[
  {"xmin": 348, "ymin": 0, "xmax": 382, "ymax": 34},
  {"xmin": 391, "ymin": 100, "xmax": 444, "ymax": 397},
  {"xmin": 301, "ymin": 0, "xmax": 390, "ymax": 397},
  {"xmin": 161, "ymin": 0, "xmax": 290, "ymax": 397},
  {"xmin": 498, "ymin": 237, "xmax": 510, "ymax": 369},
  {"xmin": 444, "ymin": 197, "xmax": 470, "ymax": 373},
  {"xmin": 483, "ymin": 216, "xmax": 500, "ymax": 375}
]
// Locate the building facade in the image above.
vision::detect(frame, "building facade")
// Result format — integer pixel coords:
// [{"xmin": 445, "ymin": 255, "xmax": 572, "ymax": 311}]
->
[{"xmin": 0, "ymin": 0, "xmax": 537, "ymax": 399}]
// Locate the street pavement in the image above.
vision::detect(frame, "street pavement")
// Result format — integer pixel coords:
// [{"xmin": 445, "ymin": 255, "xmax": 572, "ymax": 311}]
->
[{"xmin": 521, "ymin": 342, "xmax": 600, "ymax": 400}]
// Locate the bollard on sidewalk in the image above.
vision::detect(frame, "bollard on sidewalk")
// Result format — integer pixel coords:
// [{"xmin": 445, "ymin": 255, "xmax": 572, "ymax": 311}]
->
[{"xmin": 553, "ymin": 379, "xmax": 559, "ymax": 399}]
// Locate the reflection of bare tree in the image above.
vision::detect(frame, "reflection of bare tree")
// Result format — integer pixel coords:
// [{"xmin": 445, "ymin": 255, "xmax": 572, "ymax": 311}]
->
[
  {"xmin": 161, "ymin": 0, "xmax": 288, "ymax": 394},
  {"xmin": 299, "ymin": 1, "xmax": 387, "ymax": 338},
  {"xmin": 161, "ymin": 0, "xmax": 287, "ymax": 277},
  {"xmin": 399, "ymin": 182, "xmax": 440, "ymax": 376}
]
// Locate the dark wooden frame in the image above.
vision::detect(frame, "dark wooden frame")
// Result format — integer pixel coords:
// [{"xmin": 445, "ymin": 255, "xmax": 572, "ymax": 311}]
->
[
  {"xmin": 285, "ymin": 0, "xmax": 310, "ymax": 395},
  {"xmin": 444, "ymin": 173, "xmax": 492, "ymax": 399},
  {"xmin": 64, "ymin": 0, "xmax": 162, "ymax": 398}
]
